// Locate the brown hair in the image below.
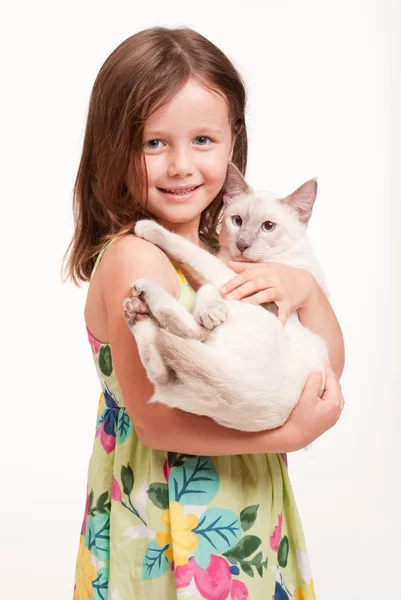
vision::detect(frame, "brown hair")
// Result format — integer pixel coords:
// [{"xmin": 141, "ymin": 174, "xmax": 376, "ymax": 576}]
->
[{"xmin": 64, "ymin": 26, "xmax": 248, "ymax": 284}]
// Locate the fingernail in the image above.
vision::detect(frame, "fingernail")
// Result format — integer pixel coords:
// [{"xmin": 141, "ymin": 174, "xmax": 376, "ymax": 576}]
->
[
  {"xmin": 220, "ymin": 286, "xmax": 226, "ymax": 293},
  {"xmin": 226, "ymin": 294, "xmax": 234, "ymax": 300}
]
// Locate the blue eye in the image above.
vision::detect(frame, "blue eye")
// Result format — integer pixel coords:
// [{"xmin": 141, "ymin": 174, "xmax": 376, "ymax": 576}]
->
[
  {"xmin": 195, "ymin": 136, "xmax": 211, "ymax": 145},
  {"xmin": 232, "ymin": 215, "xmax": 242, "ymax": 227},
  {"xmin": 262, "ymin": 221, "xmax": 276, "ymax": 232},
  {"xmin": 144, "ymin": 139, "xmax": 163, "ymax": 149}
]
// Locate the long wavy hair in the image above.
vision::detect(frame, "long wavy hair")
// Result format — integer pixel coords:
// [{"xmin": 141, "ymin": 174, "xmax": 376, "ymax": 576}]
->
[{"xmin": 64, "ymin": 26, "xmax": 248, "ymax": 284}]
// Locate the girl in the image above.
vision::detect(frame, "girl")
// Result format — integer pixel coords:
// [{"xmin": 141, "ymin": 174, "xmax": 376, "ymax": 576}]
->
[{"xmin": 66, "ymin": 26, "xmax": 345, "ymax": 600}]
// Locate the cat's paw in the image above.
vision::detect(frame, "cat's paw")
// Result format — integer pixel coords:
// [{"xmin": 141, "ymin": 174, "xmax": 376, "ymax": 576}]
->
[
  {"xmin": 134, "ymin": 220, "xmax": 165, "ymax": 244},
  {"xmin": 195, "ymin": 301, "xmax": 228, "ymax": 330},
  {"xmin": 123, "ymin": 284, "xmax": 150, "ymax": 328}
]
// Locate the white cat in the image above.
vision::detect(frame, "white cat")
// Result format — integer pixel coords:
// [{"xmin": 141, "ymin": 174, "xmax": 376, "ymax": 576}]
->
[{"xmin": 123, "ymin": 164, "xmax": 328, "ymax": 432}]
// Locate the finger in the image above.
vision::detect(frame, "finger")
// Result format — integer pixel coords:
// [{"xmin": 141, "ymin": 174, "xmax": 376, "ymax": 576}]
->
[
  {"xmin": 303, "ymin": 371, "xmax": 323, "ymax": 396},
  {"xmin": 277, "ymin": 302, "xmax": 291, "ymax": 325},
  {"xmin": 241, "ymin": 289, "xmax": 277, "ymax": 305},
  {"xmin": 220, "ymin": 273, "xmax": 250, "ymax": 294},
  {"xmin": 227, "ymin": 261, "xmax": 261, "ymax": 273},
  {"xmin": 321, "ymin": 366, "xmax": 341, "ymax": 403},
  {"xmin": 224, "ymin": 279, "xmax": 273, "ymax": 301}
]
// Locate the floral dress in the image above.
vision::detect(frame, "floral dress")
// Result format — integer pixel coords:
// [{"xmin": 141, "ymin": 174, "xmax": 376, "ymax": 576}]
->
[{"xmin": 73, "ymin": 243, "xmax": 317, "ymax": 600}]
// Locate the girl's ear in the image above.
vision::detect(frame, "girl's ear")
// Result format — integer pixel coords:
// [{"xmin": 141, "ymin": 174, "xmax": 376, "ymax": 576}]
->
[
  {"xmin": 223, "ymin": 162, "xmax": 249, "ymax": 205},
  {"xmin": 281, "ymin": 178, "xmax": 318, "ymax": 224}
]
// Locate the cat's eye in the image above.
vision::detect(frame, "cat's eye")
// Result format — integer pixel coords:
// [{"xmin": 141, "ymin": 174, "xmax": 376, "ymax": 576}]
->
[
  {"xmin": 262, "ymin": 221, "xmax": 276, "ymax": 232},
  {"xmin": 231, "ymin": 215, "xmax": 242, "ymax": 227}
]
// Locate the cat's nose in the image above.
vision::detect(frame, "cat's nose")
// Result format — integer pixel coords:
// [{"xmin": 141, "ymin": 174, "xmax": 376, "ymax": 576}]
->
[{"xmin": 236, "ymin": 240, "xmax": 250, "ymax": 253}]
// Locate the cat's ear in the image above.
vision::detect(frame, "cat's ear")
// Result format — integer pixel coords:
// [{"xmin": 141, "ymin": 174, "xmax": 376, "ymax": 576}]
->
[
  {"xmin": 282, "ymin": 178, "xmax": 318, "ymax": 224},
  {"xmin": 223, "ymin": 162, "xmax": 249, "ymax": 205}
]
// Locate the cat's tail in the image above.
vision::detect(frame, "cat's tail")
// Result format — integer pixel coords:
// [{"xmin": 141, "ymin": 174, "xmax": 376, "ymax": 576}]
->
[{"xmin": 156, "ymin": 329, "xmax": 236, "ymax": 400}]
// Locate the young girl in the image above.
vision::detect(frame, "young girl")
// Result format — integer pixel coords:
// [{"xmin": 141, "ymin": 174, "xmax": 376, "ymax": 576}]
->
[{"xmin": 67, "ymin": 26, "xmax": 344, "ymax": 600}]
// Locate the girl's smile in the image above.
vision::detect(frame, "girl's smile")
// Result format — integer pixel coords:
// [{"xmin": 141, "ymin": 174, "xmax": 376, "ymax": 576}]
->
[{"xmin": 156, "ymin": 183, "xmax": 203, "ymax": 202}]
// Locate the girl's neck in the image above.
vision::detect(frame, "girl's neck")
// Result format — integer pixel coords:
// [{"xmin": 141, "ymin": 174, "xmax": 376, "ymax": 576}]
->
[{"xmin": 157, "ymin": 216, "xmax": 204, "ymax": 248}]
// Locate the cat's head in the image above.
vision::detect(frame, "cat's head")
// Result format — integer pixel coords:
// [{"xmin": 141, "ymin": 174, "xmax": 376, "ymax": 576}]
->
[{"xmin": 219, "ymin": 163, "xmax": 318, "ymax": 261}]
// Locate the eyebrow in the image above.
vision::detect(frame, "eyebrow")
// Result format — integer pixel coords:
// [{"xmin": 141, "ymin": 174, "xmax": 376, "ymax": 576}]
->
[{"xmin": 144, "ymin": 127, "xmax": 224, "ymax": 137}]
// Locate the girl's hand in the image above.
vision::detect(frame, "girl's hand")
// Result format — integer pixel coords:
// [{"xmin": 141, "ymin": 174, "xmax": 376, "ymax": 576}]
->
[
  {"xmin": 285, "ymin": 362, "xmax": 344, "ymax": 450},
  {"xmin": 221, "ymin": 261, "xmax": 317, "ymax": 324}
]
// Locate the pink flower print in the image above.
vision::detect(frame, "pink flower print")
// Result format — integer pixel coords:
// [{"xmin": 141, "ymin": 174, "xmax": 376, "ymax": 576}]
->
[
  {"xmin": 112, "ymin": 476, "xmax": 122, "ymax": 501},
  {"xmin": 270, "ymin": 512, "xmax": 283, "ymax": 552},
  {"xmin": 231, "ymin": 579, "xmax": 249, "ymax": 599},
  {"xmin": 193, "ymin": 555, "xmax": 232, "ymax": 600},
  {"xmin": 81, "ymin": 492, "xmax": 90, "ymax": 536},
  {"xmin": 96, "ymin": 420, "xmax": 116, "ymax": 454},
  {"xmin": 175, "ymin": 557, "xmax": 196, "ymax": 588},
  {"xmin": 174, "ymin": 554, "xmax": 249, "ymax": 600},
  {"xmin": 86, "ymin": 326, "xmax": 101, "ymax": 353},
  {"xmin": 280, "ymin": 453, "xmax": 288, "ymax": 467},
  {"xmin": 163, "ymin": 459, "xmax": 171, "ymax": 482}
]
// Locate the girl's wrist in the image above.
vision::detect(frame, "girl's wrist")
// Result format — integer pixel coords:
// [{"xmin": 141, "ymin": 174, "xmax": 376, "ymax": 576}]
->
[{"xmin": 298, "ymin": 271, "xmax": 320, "ymax": 312}]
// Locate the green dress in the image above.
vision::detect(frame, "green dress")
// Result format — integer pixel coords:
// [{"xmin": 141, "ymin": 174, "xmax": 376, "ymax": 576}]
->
[{"xmin": 73, "ymin": 242, "xmax": 317, "ymax": 600}]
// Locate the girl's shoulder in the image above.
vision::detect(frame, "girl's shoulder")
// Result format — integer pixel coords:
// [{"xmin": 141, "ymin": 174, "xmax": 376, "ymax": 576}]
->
[{"xmin": 97, "ymin": 233, "xmax": 179, "ymax": 298}]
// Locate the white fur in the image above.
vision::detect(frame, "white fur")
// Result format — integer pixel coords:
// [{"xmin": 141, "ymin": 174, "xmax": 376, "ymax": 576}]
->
[{"xmin": 124, "ymin": 169, "xmax": 328, "ymax": 432}]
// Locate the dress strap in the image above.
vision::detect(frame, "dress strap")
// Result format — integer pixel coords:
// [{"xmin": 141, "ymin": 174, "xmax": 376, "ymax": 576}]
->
[
  {"xmin": 91, "ymin": 237, "xmax": 117, "ymax": 278},
  {"xmin": 169, "ymin": 259, "xmax": 189, "ymax": 286}
]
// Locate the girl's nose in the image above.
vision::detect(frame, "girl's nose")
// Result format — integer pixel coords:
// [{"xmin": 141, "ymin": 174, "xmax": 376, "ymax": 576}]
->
[{"xmin": 167, "ymin": 147, "xmax": 194, "ymax": 178}]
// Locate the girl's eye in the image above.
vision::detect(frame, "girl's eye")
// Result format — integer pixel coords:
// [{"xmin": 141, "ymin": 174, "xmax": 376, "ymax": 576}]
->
[
  {"xmin": 195, "ymin": 136, "xmax": 212, "ymax": 145},
  {"xmin": 262, "ymin": 221, "xmax": 276, "ymax": 232},
  {"xmin": 231, "ymin": 215, "xmax": 242, "ymax": 227},
  {"xmin": 144, "ymin": 139, "xmax": 163, "ymax": 149}
]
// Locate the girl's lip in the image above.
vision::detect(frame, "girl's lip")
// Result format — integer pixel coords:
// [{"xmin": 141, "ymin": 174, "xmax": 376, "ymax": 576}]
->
[{"xmin": 157, "ymin": 184, "xmax": 203, "ymax": 202}]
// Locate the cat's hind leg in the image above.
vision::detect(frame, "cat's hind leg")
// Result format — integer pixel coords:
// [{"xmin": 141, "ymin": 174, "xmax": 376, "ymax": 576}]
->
[
  {"xmin": 131, "ymin": 279, "xmax": 208, "ymax": 341},
  {"xmin": 124, "ymin": 315, "xmax": 172, "ymax": 386},
  {"xmin": 194, "ymin": 284, "xmax": 228, "ymax": 330}
]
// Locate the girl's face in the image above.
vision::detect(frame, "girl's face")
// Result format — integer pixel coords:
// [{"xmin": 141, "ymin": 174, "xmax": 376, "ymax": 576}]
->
[{"xmin": 139, "ymin": 79, "xmax": 235, "ymax": 229}]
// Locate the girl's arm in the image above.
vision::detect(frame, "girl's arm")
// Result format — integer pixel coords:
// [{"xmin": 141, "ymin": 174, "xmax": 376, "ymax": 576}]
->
[
  {"xmin": 99, "ymin": 236, "xmax": 342, "ymax": 455},
  {"xmin": 298, "ymin": 281, "xmax": 345, "ymax": 379}
]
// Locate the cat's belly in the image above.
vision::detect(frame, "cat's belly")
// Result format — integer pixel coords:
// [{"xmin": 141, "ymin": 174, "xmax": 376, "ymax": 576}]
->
[{"xmin": 207, "ymin": 301, "xmax": 286, "ymax": 368}]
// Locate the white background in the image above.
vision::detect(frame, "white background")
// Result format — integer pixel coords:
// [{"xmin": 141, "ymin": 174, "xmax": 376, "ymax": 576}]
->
[{"xmin": 1, "ymin": 0, "xmax": 400, "ymax": 598}]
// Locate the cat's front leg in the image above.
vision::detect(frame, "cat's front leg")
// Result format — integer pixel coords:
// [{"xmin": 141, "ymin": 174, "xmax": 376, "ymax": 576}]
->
[
  {"xmin": 194, "ymin": 284, "xmax": 228, "ymax": 330},
  {"xmin": 132, "ymin": 278, "xmax": 208, "ymax": 341},
  {"xmin": 134, "ymin": 219, "xmax": 234, "ymax": 289}
]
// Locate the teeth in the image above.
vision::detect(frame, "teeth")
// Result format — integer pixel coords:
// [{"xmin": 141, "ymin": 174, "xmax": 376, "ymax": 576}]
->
[{"xmin": 164, "ymin": 186, "xmax": 197, "ymax": 194}]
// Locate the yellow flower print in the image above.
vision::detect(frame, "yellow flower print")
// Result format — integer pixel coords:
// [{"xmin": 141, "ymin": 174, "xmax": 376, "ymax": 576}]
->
[
  {"xmin": 294, "ymin": 578, "xmax": 316, "ymax": 600},
  {"xmin": 74, "ymin": 535, "xmax": 97, "ymax": 600},
  {"xmin": 156, "ymin": 501, "xmax": 199, "ymax": 566},
  {"xmin": 97, "ymin": 393, "xmax": 103, "ymax": 419}
]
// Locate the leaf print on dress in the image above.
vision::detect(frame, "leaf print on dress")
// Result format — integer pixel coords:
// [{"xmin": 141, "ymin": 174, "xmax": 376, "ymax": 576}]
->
[
  {"xmin": 223, "ymin": 535, "xmax": 268, "ymax": 578},
  {"xmin": 116, "ymin": 410, "xmax": 132, "ymax": 445},
  {"xmin": 85, "ymin": 513, "xmax": 110, "ymax": 561},
  {"xmin": 239, "ymin": 505, "xmax": 259, "ymax": 532},
  {"xmin": 115, "ymin": 465, "xmax": 147, "ymax": 525},
  {"xmin": 96, "ymin": 385, "xmax": 119, "ymax": 454},
  {"xmin": 193, "ymin": 507, "xmax": 241, "ymax": 568},
  {"xmin": 170, "ymin": 457, "xmax": 219, "ymax": 504},
  {"xmin": 98, "ymin": 344, "xmax": 113, "ymax": 376},
  {"xmin": 92, "ymin": 566, "xmax": 109, "ymax": 600},
  {"xmin": 142, "ymin": 540, "xmax": 172, "ymax": 580}
]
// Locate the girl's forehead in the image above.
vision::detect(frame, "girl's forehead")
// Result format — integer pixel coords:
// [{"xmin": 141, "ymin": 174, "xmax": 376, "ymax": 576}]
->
[{"xmin": 144, "ymin": 79, "xmax": 230, "ymax": 134}]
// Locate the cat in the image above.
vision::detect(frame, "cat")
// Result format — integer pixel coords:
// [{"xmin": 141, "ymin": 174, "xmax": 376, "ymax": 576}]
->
[{"xmin": 122, "ymin": 163, "xmax": 328, "ymax": 432}]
